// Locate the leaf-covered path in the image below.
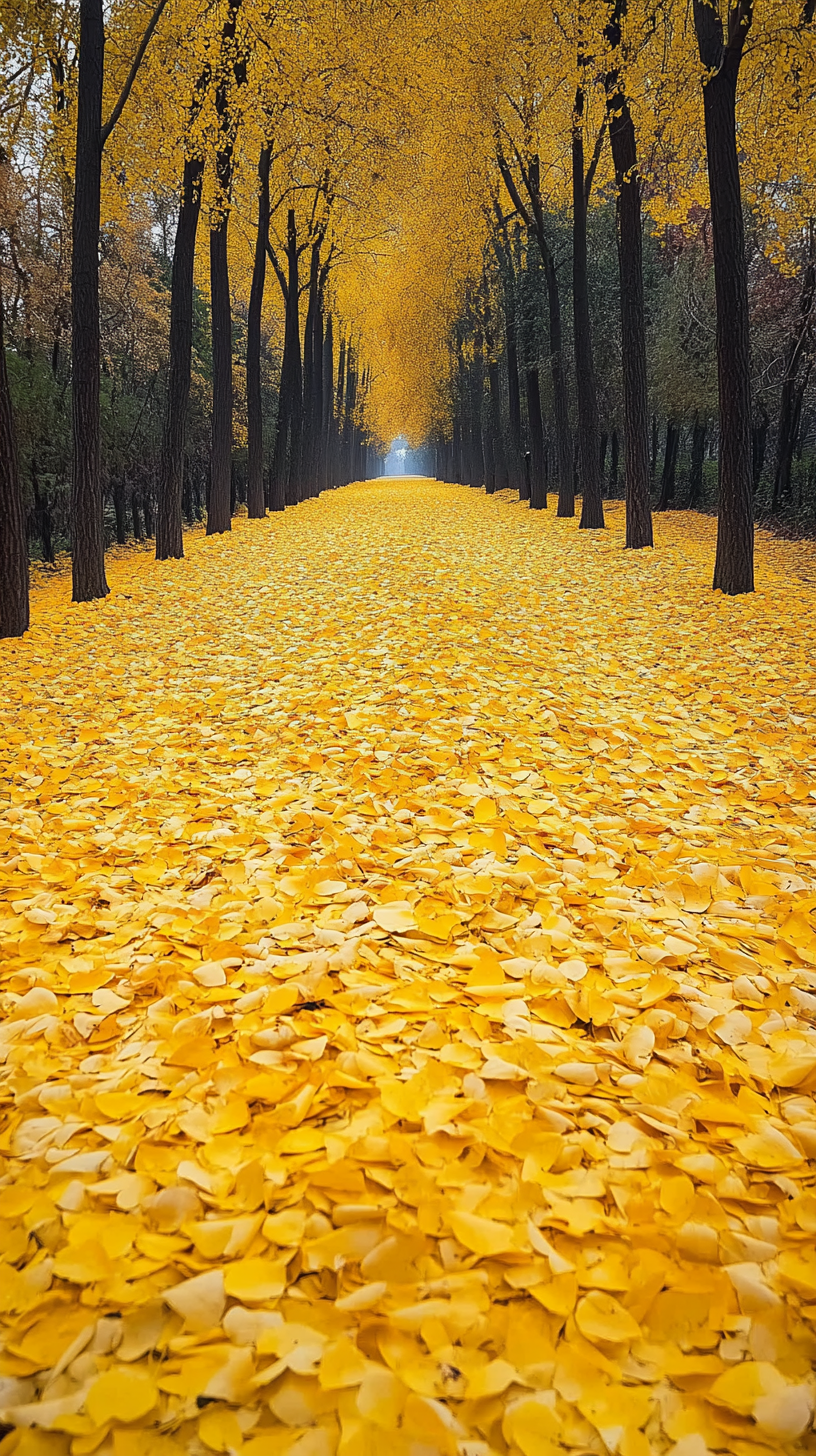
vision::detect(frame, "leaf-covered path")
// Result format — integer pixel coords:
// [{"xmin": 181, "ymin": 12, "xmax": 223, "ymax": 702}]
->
[{"xmin": 3, "ymin": 480, "xmax": 816, "ymax": 1455}]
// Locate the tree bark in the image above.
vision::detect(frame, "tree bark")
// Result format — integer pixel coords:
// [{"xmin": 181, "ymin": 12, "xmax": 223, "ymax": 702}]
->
[
  {"xmin": 300, "ymin": 238, "xmax": 321, "ymax": 498},
  {"xmin": 525, "ymin": 367, "xmax": 547, "ymax": 509},
  {"xmin": 322, "ymin": 312, "xmax": 334, "ymax": 492},
  {"xmin": 693, "ymin": 0, "xmax": 754, "ymax": 593},
  {"xmin": 488, "ymin": 359, "xmax": 508, "ymax": 491},
  {"xmin": 157, "ymin": 152, "xmax": 204, "ymax": 557},
  {"xmin": 246, "ymin": 144, "xmax": 270, "ymax": 520},
  {"xmin": 689, "ymin": 414, "xmax": 707, "ymax": 505},
  {"xmin": 71, "ymin": 0, "xmax": 109, "ymax": 600},
  {"xmin": 469, "ymin": 338, "xmax": 485, "ymax": 488},
  {"xmin": 0, "ymin": 265, "xmax": 29, "ymax": 636},
  {"xmin": 772, "ymin": 237, "xmax": 814, "ymax": 509},
  {"xmin": 657, "ymin": 420, "xmax": 680, "ymax": 508},
  {"xmin": 497, "ymin": 153, "xmax": 572, "ymax": 512},
  {"xmin": 604, "ymin": 0, "xmax": 653, "ymax": 547},
  {"xmin": 208, "ymin": 216, "xmax": 232, "ymax": 534},
  {"xmin": 752, "ymin": 400, "xmax": 769, "ymax": 494},
  {"xmin": 573, "ymin": 83, "xmax": 605, "ymax": 530},
  {"xmin": 206, "ymin": 0, "xmax": 244, "ymax": 536}
]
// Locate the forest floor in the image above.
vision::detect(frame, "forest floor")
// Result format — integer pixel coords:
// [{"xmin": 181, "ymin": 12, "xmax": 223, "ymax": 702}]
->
[{"xmin": 3, "ymin": 480, "xmax": 816, "ymax": 1456}]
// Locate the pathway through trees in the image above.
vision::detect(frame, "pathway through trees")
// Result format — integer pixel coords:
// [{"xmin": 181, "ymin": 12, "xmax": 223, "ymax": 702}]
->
[{"xmin": 3, "ymin": 481, "xmax": 816, "ymax": 1450}]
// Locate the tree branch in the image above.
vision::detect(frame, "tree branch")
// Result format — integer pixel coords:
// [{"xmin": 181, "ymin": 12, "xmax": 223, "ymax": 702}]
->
[
  {"xmin": 496, "ymin": 151, "xmax": 531, "ymax": 228},
  {"xmin": 101, "ymin": 0, "xmax": 171, "ymax": 148},
  {"xmin": 584, "ymin": 119, "xmax": 607, "ymax": 203},
  {"xmin": 266, "ymin": 242, "xmax": 288, "ymax": 303}
]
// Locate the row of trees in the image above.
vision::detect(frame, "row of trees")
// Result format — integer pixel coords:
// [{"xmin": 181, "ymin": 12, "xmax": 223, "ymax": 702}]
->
[
  {"xmin": 433, "ymin": 206, "xmax": 815, "ymax": 524},
  {"xmin": 1, "ymin": 0, "xmax": 815, "ymax": 638},
  {"xmin": 0, "ymin": 0, "xmax": 402, "ymax": 637}
]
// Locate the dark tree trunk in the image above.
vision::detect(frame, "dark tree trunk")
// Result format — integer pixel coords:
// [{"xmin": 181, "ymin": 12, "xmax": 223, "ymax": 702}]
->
[
  {"xmin": 71, "ymin": 0, "xmax": 109, "ymax": 600},
  {"xmin": 333, "ymin": 334, "xmax": 346, "ymax": 489},
  {"xmin": 604, "ymin": 5, "xmax": 653, "ymax": 547},
  {"xmin": 208, "ymin": 214, "xmax": 233, "ymax": 534},
  {"xmin": 32, "ymin": 458, "xmax": 56, "ymax": 563},
  {"xmin": 599, "ymin": 432, "xmax": 608, "ymax": 479},
  {"xmin": 285, "ymin": 215, "xmax": 303, "ymax": 504},
  {"xmin": 544, "ymin": 252, "xmax": 573, "ymax": 516},
  {"xmin": 142, "ymin": 486, "xmax": 154, "ymax": 537},
  {"xmin": 206, "ymin": 0, "xmax": 244, "ymax": 536},
  {"xmin": 611, "ymin": 428, "xmax": 619, "ymax": 492},
  {"xmin": 573, "ymin": 88, "xmax": 604, "ymax": 531},
  {"xmin": 526, "ymin": 367, "xmax": 547, "ymax": 509},
  {"xmin": 342, "ymin": 346, "xmax": 356, "ymax": 487},
  {"xmin": 131, "ymin": 488, "xmax": 143, "ymax": 541},
  {"xmin": 269, "ymin": 209, "xmax": 301, "ymax": 507},
  {"xmin": 246, "ymin": 144, "xmax": 270, "ymax": 520},
  {"xmin": 497, "ymin": 153, "xmax": 572, "ymax": 512},
  {"xmin": 469, "ymin": 340, "xmax": 485, "ymax": 488},
  {"xmin": 772, "ymin": 242, "xmax": 814, "ymax": 509},
  {"xmin": 112, "ymin": 476, "xmax": 127, "ymax": 544},
  {"xmin": 182, "ymin": 469, "xmax": 193, "ymax": 522},
  {"xmin": 689, "ymin": 415, "xmax": 707, "ymax": 506},
  {"xmin": 752, "ymin": 401, "xmax": 769, "ymax": 494},
  {"xmin": 657, "ymin": 420, "xmax": 680, "ymax": 509},
  {"xmin": 650, "ymin": 414, "xmax": 659, "ymax": 477},
  {"xmin": 0, "ymin": 266, "xmax": 29, "ymax": 636},
  {"xmin": 488, "ymin": 360, "xmax": 508, "ymax": 491},
  {"xmin": 157, "ymin": 152, "xmax": 204, "ymax": 557},
  {"xmin": 694, "ymin": 0, "xmax": 754, "ymax": 593},
  {"xmin": 506, "ymin": 320, "xmax": 523, "ymax": 493},
  {"xmin": 322, "ymin": 314, "xmax": 334, "ymax": 492},
  {"xmin": 300, "ymin": 238, "xmax": 321, "ymax": 498}
]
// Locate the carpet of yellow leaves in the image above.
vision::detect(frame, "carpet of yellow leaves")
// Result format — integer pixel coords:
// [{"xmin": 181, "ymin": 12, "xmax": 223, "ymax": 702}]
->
[{"xmin": 2, "ymin": 480, "xmax": 816, "ymax": 1456}]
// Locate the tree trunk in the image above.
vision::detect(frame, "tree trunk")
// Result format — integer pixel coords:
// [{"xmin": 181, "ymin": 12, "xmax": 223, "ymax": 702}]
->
[
  {"xmin": 246, "ymin": 144, "xmax": 270, "ymax": 520},
  {"xmin": 131, "ymin": 487, "xmax": 143, "ymax": 541},
  {"xmin": 208, "ymin": 215, "xmax": 233, "ymax": 534},
  {"xmin": 694, "ymin": 0, "xmax": 754, "ymax": 593},
  {"xmin": 526, "ymin": 367, "xmax": 547, "ymax": 509},
  {"xmin": 752, "ymin": 401, "xmax": 769, "ymax": 494},
  {"xmin": 689, "ymin": 414, "xmax": 707, "ymax": 505},
  {"xmin": 32, "ymin": 457, "xmax": 56, "ymax": 563},
  {"xmin": 469, "ymin": 340, "xmax": 485, "ymax": 488},
  {"xmin": 206, "ymin": 0, "xmax": 244, "ymax": 536},
  {"xmin": 322, "ymin": 313, "xmax": 334, "ymax": 491},
  {"xmin": 71, "ymin": 0, "xmax": 109, "ymax": 600},
  {"xmin": 0, "ymin": 266, "xmax": 29, "ymax": 636},
  {"xmin": 542, "ymin": 251, "xmax": 573, "ymax": 516},
  {"xmin": 157, "ymin": 152, "xmax": 204, "ymax": 557},
  {"xmin": 611, "ymin": 428, "xmax": 619, "ymax": 492},
  {"xmin": 488, "ymin": 359, "xmax": 508, "ymax": 491},
  {"xmin": 573, "ymin": 88, "xmax": 604, "ymax": 530},
  {"xmin": 650, "ymin": 414, "xmax": 658, "ymax": 477},
  {"xmin": 657, "ymin": 420, "xmax": 680, "ymax": 509},
  {"xmin": 604, "ymin": 6, "xmax": 653, "ymax": 547},
  {"xmin": 285, "ymin": 214, "xmax": 303, "ymax": 504},
  {"xmin": 772, "ymin": 240, "xmax": 814, "ymax": 508},
  {"xmin": 300, "ymin": 238, "xmax": 321, "ymax": 498}
]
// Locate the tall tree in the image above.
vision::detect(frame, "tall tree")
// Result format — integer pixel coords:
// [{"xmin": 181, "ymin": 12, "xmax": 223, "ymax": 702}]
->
[
  {"xmin": 692, "ymin": 0, "xmax": 754, "ymax": 593},
  {"xmin": 156, "ymin": 93, "xmax": 207, "ymax": 559},
  {"xmin": 603, "ymin": 0, "xmax": 653, "ymax": 549},
  {"xmin": 498, "ymin": 153, "xmax": 573, "ymax": 515},
  {"xmin": 571, "ymin": 41, "xmax": 605, "ymax": 531},
  {"xmin": 207, "ymin": 0, "xmax": 246, "ymax": 536},
  {"xmin": 246, "ymin": 143, "xmax": 271, "ymax": 520},
  {"xmin": 71, "ymin": 0, "xmax": 169, "ymax": 601},
  {"xmin": 0, "ymin": 242, "xmax": 28, "ymax": 638}
]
